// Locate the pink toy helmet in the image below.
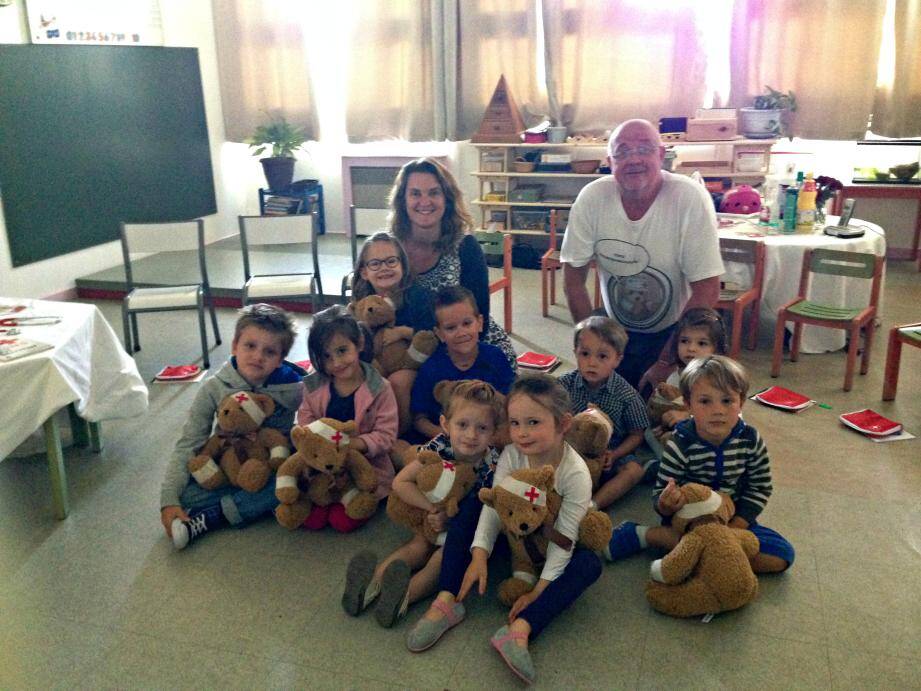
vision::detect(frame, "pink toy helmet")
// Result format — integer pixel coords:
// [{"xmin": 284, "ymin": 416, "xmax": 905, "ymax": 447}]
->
[{"xmin": 719, "ymin": 185, "xmax": 762, "ymax": 214}]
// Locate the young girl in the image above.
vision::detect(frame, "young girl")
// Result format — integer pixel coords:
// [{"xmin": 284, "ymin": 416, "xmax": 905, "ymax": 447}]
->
[
  {"xmin": 406, "ymin": 375, "xmax": 602, "ymax": 686},
  {"xmin": 341, "ymin": 380, "xmax": 504, "ymax": 628},
  {"xmin": 641, "ymin": 308, "xmax": 727, "ymax": 459},
  {"xmin": 297, "ymin": 304, "xmax": 398, "ymax": 532},
  {"xmin": 351, "ymin": 231, "xmax": 435, "ymax": 435}
]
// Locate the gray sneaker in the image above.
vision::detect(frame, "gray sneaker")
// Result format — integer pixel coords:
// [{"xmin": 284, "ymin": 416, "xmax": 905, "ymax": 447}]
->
[
  {"xmin": 406, "ymin": 599, "xmax": 465, "ymax": 652},
  {"xmin": 374, "ymin": 559, "xmax": 411, "ymax": 628},
  {"xmin": 342, "ymin": 550, "xmax": 379, "ymax": 616}
]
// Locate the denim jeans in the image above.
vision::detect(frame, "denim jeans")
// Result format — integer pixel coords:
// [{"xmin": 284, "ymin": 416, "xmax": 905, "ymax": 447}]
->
[{"xmin": 179, "ymin": 477, "xmax": 279, "ymax": 526}]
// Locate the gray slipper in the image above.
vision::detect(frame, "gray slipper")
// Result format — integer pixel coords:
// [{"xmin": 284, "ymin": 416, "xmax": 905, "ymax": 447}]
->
[
  {"xmin": 342, "ymin": 550, "xmax": 378, "ymax": 616},
  {"xmin": 374, "ymin": 559, "xmax": 411, "ymax": 628},
  {"xmin": 406, "ymin": 599, "xmax": 466, "ymax": 652},
  {"xmin": 491, "ymin": 624, "xmax": 536, "ymax": 685}
]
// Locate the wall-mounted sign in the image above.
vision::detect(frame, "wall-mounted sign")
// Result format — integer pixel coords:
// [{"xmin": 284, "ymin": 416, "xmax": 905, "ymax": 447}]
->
[{"xmin": 26, "ymin": 0, "xmax": 163, "ymax": 45}]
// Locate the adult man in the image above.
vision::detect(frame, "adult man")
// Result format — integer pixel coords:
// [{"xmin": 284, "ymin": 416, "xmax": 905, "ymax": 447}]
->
[{"xmin": 560, "ymin": 119, "xmax": 723, "ymax": 388}]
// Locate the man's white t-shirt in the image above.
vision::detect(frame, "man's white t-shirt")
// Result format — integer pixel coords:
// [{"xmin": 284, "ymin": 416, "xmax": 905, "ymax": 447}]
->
[{"xmin": 560, "ymin": 171, "xmax": 723, "ymax": 333}]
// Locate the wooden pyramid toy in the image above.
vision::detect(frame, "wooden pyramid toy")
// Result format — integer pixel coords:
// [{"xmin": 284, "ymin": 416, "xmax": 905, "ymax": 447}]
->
[{"xmin": 471, "ymin": 75, "xmax": 526, "ymax": 143}]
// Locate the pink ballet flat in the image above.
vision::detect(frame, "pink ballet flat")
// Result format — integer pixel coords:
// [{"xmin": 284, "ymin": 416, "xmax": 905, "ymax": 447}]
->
[{"xmin": 406, "ymin": 598, "xmax": 465, "ymax": 652}]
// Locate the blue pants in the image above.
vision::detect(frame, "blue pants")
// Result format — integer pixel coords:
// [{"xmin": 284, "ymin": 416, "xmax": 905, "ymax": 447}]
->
[
  {"xmin": 749, "ymin": 523, "xmax": 795, "ymax": 568},
  {"xmin": 179, "ymin": 477, "xmax": 279, "ymax": 526},
  {"xmin": 438, "ymin": 489, "xmax": 484, "ymax": 595},
  {"xmin": 519, "ymin": 548, "xmax": 602, "ymax": 639},
  {"xmin": 618, "ymin": 324, "xmax": 677, "ymax": 389}
]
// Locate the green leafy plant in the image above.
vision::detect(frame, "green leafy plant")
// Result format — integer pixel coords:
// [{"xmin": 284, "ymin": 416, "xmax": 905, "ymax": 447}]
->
[
  {"xmin": 753, "ymin": 86, "xmax": 797, "ymax": 113},
  {"xmin": 247, "ymin": 115, "xmax": 308, "ymax": 159}
]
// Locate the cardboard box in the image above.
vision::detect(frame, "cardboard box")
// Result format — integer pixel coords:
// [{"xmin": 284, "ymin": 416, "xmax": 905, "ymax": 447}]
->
[
  {"xmin": 685, "ymin": 118, "xmax": 738, "ymax": 141},
  {"xmin": 508, "ymin": 184, "xmax": 544, "ymax": 202},
  {"xmin": 511, "ymin": 209, "xmax": 546, "ymax": 231}
]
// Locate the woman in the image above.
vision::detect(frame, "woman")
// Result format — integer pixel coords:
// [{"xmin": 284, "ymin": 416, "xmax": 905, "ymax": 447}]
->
[{"xmin": 387, "ymin": 157, "xmax": 517, "ymax": 369}]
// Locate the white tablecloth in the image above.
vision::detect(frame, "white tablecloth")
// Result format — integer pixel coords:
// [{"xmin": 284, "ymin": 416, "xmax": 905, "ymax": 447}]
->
[
  {"xmin": 0, "ymin": 299, "xmax": 149, "ymax": 460},
  {"xmin": 718, "ymin": 217, "xmax": 887, "ymax": 353}
]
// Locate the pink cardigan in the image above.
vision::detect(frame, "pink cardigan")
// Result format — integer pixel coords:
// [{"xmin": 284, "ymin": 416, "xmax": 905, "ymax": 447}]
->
[{"xmin": 296, "ymin": 362, "xmax": 397, "ymax": 499}]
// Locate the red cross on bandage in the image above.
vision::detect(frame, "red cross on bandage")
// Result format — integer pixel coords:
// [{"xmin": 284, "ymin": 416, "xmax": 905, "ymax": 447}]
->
[
  {"xmin": 443, "ymin": 461, "xmax": 455, "ymax": 471},
  {"xmin": 330, "ymin": 430, "xmax": 343, "ymax": 447},
  {"xmin": 234, "ymin": 392, "xmax": 249, "ymax": 404},
  {"xmin": 0, "ymin": 339, "xmax": 15, "ymax": 345},
  {"xmin": 524, "ymin": 486, "xmax": 540, "ymax": 503}
]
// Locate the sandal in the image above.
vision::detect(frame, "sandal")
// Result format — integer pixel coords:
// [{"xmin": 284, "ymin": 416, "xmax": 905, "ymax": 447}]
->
[
  {"xmin": 342, "ymin": 550, "xmax": 379, "ymax": 616},
  {"xmin": 490, "ymin": 624, "xmax": 536, "ymax": 685},
  {"xmin": 374, "ymin": 559, "xmax": 411, "ymax": 628},
  {"xmin": 406, "ymin": 598, "xmax": 465, "ymax": 652}
]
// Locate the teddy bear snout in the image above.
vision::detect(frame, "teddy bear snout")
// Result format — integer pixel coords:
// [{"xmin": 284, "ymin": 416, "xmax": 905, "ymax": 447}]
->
[{"xmin": 518, "ymin": 522, "xmax": 532, "ymax": 533}]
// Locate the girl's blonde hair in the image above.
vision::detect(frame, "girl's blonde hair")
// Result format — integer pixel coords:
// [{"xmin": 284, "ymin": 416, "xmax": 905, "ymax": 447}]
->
[
  {"xmin": 387, "ymin": 158, "xmax": 473, "ymax": 253},
  {"xmin": 508, "ymin": 374, "xmax": 572, "ymax": 425},
  {"xmin": 351, "ymin": 232, "xmax": 413, "ymax": 304},
  {"xmin": 442, "ymin": 379, "xmax": 506, "ymax": 429}
]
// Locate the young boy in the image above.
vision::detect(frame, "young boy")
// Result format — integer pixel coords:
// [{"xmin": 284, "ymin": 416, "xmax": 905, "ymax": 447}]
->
[
  {"xmin": 558, "ymin": 316, "xmax": 649, "ymax": 510},
  {"xmin": 410, "ymin": 286, "xmax": 515, "ymax": 441},
  {"xmin": 605, "ymin": 355, "xmax": 794, "ymax": 573},
  {"xmin": 160, "ymin": 303, "xmax": 307, "ymax": 550}
]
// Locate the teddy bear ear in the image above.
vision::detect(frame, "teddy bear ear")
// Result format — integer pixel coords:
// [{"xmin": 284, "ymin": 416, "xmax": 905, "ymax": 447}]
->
[
  {"xmin": 536, "ymin": 464, "xmax": 555, "ymax": 486},
  {"xmin": 253, "ymin": 393, "xmax": 275, "ymax": 415},
  {"xmin": 291, "ymin": 425, "xmax": 307, "ymax": 444},
  {"xmin": 478, "ymin": 487, "xmax": 495, "ymax": 507},
  {"xmin": 339, "ymin": 420, "xmax": 358, "ymax": 436},
  {"xmin": 433, "ymin": 380, "xmax": 455, "ymax": 407}
]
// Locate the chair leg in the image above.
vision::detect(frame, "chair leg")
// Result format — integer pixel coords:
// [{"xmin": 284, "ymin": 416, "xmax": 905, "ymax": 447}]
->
[
  {"xmin": 747, "ymin": 300, "xmax": 760, "ymax": 350},
  {"xmin": 550, "ymin": 266, "xmax": 558, "ymax": 306},
  {"xmin": 860, "ymin": 319, "xmax": 876, "ymax": 375},
  {"xmin": 121, "ymin": 307, "xmax": 133, "ymax": 354},
  {"xmin": 206, "ymin": 294, "xmax": 221, "ymax": 346},
  {"xmin": 541, "ymin": 267, "xmax": 549, "ymax": 317},
  {"xmin": 503, "ymin": 287, "xmax": 512, "ymax": 334},
  {"xmin": 770, "ymin": 312, "xmax": 786, "ymax": 377},
  {"xmin": 729, "ymin": 306, "xmax": 743, "ymax": 360},
  {"xmin": 790, "ymin": 322, "xmax": 803, "ymax": 362},
  {"xmin": 314, "ymin": 276, "xmax": 325, "ymax": 308},
  {"xmin": 593, "ymin": 270, "xmax": 602, "ymax": 309},
  {"xmin": 130, "ymin": 313, "xmax": 141, "ymax": 352},
  {"xmin": 198, "ymin": 303, "xmax": 210, "ymax": 370},
  {"xmin": 882, "ymin": 330, "xmax": 902, "ymax": 401},
  {"xmin": 843, "ymin": 323, "xmax": 860, "ymax": 391}
]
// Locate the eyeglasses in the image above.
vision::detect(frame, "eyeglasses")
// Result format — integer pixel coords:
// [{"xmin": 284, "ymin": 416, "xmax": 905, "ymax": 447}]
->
[
  {"xmin": 611, "ymin": 144, "xmax": 659, "ymax": 160},
  {"xmin": 364, "ymin": 256, "xmax": 400, "ymax": 271}
]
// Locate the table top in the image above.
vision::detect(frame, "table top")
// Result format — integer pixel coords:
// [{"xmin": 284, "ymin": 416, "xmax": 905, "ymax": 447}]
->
[{"xmin": 0, "ymin": 299, "xmax": 148, "ymax": 460}]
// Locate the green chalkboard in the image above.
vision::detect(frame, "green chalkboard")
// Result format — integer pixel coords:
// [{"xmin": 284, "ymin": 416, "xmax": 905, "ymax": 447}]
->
[{"xmin": 0, "ymin": 45, "xmax": 216, "ymax": 267}]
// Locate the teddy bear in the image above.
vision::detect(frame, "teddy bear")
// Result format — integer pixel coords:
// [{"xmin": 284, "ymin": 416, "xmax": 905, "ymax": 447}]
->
[
  {"xmin": 478, "ymin": 466, "xmax": 613, "ymax": 606},
  {"xmin": 647, "ymin": 382, "xmax": 687, "ymax": 449},
  {"xmin": 350, "ymin": 295, "xmax": 439, "ymax": 377},
  {"xmin": 564, "ymin": 405, "xmax": 613, "ymax": 488},
  {"xmin": 187, "ymin": 391, "xmax": 290, "ymax": 493},
  {"xmin": 645, "ymin": 482, "xmax": 760, "ymax": 618},
  {"xmin": 273, "ymin": 418, "xmax": 379, "ymax": 530},
  {"xmin": 386, "ymin": 447, "xmax": 479, "ymax": 544}
]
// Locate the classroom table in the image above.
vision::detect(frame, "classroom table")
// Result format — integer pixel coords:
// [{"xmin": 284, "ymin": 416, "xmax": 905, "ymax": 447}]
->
[
  {"xmin": 718, "ymin": 217, "xmax": 887, "ymax": 353},
  {"xmin": 0, "ymin": 299, "xmax": 148, "ymax": 518}
]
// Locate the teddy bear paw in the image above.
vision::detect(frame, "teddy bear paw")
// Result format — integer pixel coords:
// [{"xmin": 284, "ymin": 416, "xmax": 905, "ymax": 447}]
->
[{"xmin": 188, "ymin": 454, "xmax": 228, "ymax": 490}]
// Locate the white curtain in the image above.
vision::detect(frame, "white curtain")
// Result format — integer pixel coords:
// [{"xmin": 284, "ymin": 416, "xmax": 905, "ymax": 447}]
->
[{"xmin": 872, "ymin": 0, "xmax": 921, "ymax": 137}]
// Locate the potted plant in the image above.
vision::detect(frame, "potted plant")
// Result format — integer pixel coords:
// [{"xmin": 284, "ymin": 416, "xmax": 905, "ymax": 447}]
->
[
  {"xmin": 248, "ymin": 115, "xmax": 308, "ymax": 192},
  {"xmin": 739, "ymin": 86, "xmax": 797, "ymax": 139}
]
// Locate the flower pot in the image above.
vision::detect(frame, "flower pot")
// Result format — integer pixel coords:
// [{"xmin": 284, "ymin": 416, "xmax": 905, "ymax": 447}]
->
[
  {"xmin": 260, "ymin": 157, "xmax": 296, "ymax": 192},
  {"xmin": 739, "ymin": 108, "xmax": 782, "ymax": 139}
]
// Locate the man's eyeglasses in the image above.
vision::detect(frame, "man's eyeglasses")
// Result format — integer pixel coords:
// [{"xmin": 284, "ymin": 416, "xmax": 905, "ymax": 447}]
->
[
  {"xmin": 611, "ymin": 144, "xmax": 659, "ymax": 160},
  {"xmin": 364, "ymin": 256, "xmax": 400, "ymax": 271}
]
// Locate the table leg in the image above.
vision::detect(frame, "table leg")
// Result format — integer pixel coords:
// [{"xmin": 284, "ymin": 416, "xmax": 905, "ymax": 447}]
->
[
  {"xmin": 67, "ymin": 403, "xmax": 89, "ymax": 448},
  {"xmin": 43, "ymin": 413, "xmax": 70, "ymax": 520},
  {"xmin": 88, "ymin": 422, "xmax": 103, "ymax": 453}
]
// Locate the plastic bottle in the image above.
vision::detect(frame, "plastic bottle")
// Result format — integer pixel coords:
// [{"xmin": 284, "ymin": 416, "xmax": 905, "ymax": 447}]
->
[
  {"xmin": 796, "ymin": 173, "xmax": 818, "ymax": 232},
  {"xmin": 782, "ymin": 183, "xmax": 799, "ymax": 233}
]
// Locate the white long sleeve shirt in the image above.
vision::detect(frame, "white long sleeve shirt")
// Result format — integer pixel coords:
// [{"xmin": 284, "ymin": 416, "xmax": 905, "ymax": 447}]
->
[{"xmin": 472, "ymin": 442, "xmax": 592, "ymax": 581}]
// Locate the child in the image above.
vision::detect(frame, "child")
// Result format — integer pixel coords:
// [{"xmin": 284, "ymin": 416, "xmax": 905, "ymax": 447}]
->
[
  {"xmin": 410, "ymin": 286, "xmax": 515, "ymax": 441},
  {"xmin": 641, "ymin": 308, "xmax": 727, "ymax": 459},
  {"xmin": 297, "ymin": 304, "xmax": 398, "ymax": 532},
  {"xmin": 351, "ymin": 231, "xmax": 435, "ymax": 435},
  {"xmin": 607, "ymin": 355, "xmax": 795, "ymax": 575},
  {"xmin": 558, "ymin": 316, "xmax": 649, "ymax": 510},
  {"xmin": 407, "ymin": 375, "xmax": 601, "ymax": 686},
  {"xmin": 341, "ymin": 379, "xmax": 504, "ymax": 628},
  {"xmin": 160, "ymin": 303, "xmax": 306, "ymax": 550}
]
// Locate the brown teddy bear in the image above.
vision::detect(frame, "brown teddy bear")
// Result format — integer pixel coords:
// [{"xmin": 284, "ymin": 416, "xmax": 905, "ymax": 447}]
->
[
  {"xmin": 565, "ymin": 405, "xmax": 613, "ymax": 488},
  {"xmin": 350, "ymin": 295, "xmax": 439, "ymax": 377},
  {"xmin": 187, "ymin": 391, "xmax": 290, "ymax": 493},
  {"xmin": 274, "ymin": 418, "xmax": 379, "ymax": 529},
  {"xmin": 385, "ymin": 447, "xmax": 479, "ymax": 544},
  {"xmin": 645, "ymin": 482, "xmax": 760, "ymax": 618},
  {"xmin": 478, "ymin": 466, "xmax": 613, "ymax": 606},
  {"xmin": 647, "ymin": 382, "xmax": 687, "ymax": 448}
]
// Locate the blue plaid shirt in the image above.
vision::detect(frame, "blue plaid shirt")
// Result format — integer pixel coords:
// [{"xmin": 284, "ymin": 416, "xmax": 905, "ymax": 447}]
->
[
  {"xmin": 558, "ymin": 369, "xmax": 649, "ymax": 447},
  {"xmin": 422, "ymin": 433, "xmax": 499, "ymax": 489}
]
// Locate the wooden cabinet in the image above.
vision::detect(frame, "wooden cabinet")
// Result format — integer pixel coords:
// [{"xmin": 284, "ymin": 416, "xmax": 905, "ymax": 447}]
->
[{"xmin": 669, "ymin": 138, "xmax": 777, "ymax": 180}]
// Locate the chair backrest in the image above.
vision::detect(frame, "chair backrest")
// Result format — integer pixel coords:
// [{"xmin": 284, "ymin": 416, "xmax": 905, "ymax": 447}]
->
[
  {"xmin": 799, "ymin": 247, "xmax": 885, "ymax": 307},
  {"xmin": 718, "ymin": 237, "xmax": 765, "ymax": 294},
  {"xmin": 238, "ymin": 212, "xmax": 319, "ymax": 281},
  {"xmin": 119, "ymin": 219, "xmax": 207, "ymax": 291}
]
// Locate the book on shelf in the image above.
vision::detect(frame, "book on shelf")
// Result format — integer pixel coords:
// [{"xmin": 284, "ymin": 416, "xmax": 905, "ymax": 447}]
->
[
  {"xmin": 263, "ymin": 196, "xmax": 304, "ymax": 216},
  {"xmin": 0, "ymin": 336, "xmax": 54, "ymax": 361},
  {"xmin": 517, "ymin": 351, "xmax": 560, "ymax": 371}
]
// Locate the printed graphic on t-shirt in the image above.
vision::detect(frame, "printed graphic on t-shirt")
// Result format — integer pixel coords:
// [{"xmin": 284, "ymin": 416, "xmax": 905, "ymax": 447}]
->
[{"xmin": 595, "ymin": 239, "xmax": 673, "ymax": 330}]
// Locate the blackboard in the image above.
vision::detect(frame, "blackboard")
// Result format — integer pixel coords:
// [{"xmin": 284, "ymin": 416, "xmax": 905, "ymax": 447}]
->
[{"xmin": 0, "ymin": 45, "xmax": 216, "ymax": 267}]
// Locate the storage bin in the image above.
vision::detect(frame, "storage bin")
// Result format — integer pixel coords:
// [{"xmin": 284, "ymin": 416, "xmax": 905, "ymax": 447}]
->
[
  {"xmin": 511, "ymin": 209, "xmax": 546, "ymax": 231},
  {"xmin": 686, "ymin": 118, "xmax": 738, "ymax": 141}
]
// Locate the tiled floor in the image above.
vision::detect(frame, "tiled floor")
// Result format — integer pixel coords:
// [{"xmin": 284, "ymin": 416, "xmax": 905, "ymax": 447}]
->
[{"xmin": 1, "ymin": 257, "xmax": 920, "ymax": 689}]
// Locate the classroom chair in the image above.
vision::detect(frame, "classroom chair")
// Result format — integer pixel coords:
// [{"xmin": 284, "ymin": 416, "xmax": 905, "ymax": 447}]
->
[
  {"xmin": 474, "ymin": 230, "xmax": 513, "ymax": 333},
  {"xmin": 119, "ymin": 219, "xmax": 221, "ymax": 369},
  {"xmin": 715, "ymin": 237, "xmax": 766, "ymax": 359},
  {"xmin": 239, "ymin": 210, "xmax": 324, "ymax": 312},
  {"xmin": 882, "ymin": 321, "xmax": 921, "ymax": 400},
  {"xmin": 541, "ymin": 210, "xmax": 601, "ymax": 317},
  {"xmin": 771, "ymin": 248, "xmax": 884, "ymax": 391},
  {"xmin": 341, "ymin": 205, "xmax": 360, "ymax": 300}
]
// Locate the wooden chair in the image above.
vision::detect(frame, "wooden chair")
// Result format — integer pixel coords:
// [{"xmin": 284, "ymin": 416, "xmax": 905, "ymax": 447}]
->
[
  {"xmin": 541, "ymin": 210, "xmax": 600, "ymax": 317},
  {"xmin": 715, "ymin": 237, "xmax": 766, "ymax": 359},
  {"xmin": 770, "ymin": 248, "xmax": 884, "ymax": 391},
  {"xmin": 474, "ymin": 230, "xmax": 513, "ymax": 333},
  {"xmin": 882, "ymin": 322, "xmax": 921, "ymax": 400}
]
